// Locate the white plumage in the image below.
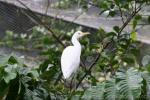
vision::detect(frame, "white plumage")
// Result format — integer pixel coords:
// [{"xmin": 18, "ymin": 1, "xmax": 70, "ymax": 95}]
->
[{"xmin": 61, "ymin": 31, "xmax": 90, "ymax": 79}]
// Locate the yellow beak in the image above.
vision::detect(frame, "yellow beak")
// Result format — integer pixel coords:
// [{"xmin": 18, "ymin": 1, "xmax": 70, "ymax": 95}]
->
[{"xmin": 81, "ymin": 32, "xmax": 90, "ymax": 36}]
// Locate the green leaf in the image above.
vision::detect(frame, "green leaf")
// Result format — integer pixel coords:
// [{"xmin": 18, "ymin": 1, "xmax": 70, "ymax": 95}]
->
[
  {"xmin": 141, "ymin": 71, "xmax": 150, "ymax": 99},
  {"xmin": 135, "ymin": 15, "xmax": 142, "ymax": 20},
  {"xmin": 114, "ymin": 0, "xmax": 120, "ymax": 5},
  {"xmin": 133, "ymin": 20, "xmax": 137, "ymax": 30},
  {"xmin": 109, "ymin": 11, "xmax": 116, "ymax": 17},
  {"xmin": 130, "ymin": 31, "xmax": 137, "ymax": 41},
  {"xmin": 113, "ymin": 26, "xmax": 120, "ymax": 33},
  {"xmin": 0, "ymin": 80, "xmax": 9, "ymax": 99},
  {"xmin": 6, "ymin": 30, "xmax": 14, "ymax": 37},
  {"xmin": 142, "ymin": 55, "xmax": 150, "ymax": 66},
  {"xmin": 82, "ymin": 83, "xmax": 105, "ymax": 100},
  {"xmin": 9, "ymin": 54, "xmax": 24, "ymax": 66},
  {"xmin": 122, "ymin": 56, "xmax": 135, "ymax": 64},
  {"xmin": 146, "ymin": 64, "xmax": 150, "ymax": 73},
  {"xmin": 3, "ymin": 64, "xmax": 17, "ymax": 83},
  {"xmin": 39, "ymin": 60, "xmax": 50, "ymax": 73},
  {"xmin": 5, "ymin": 78, "xmax": 20, "ymax": 100},
  {"xmin": 98, "ymin": 27, "xmax": 106, "ymax": 34},
  {"xmin": 8, "ymin": 56, "xmax": 18, "ymax": 64},
  {"xmin": 0, "ymin": 54, "xmax": 23, "ymax": 67},
  {"xmin": 133, "ymin": 15, "xmax": 142, "ymax": 30},
  {"xmin": 30, "ymin": 70, "xmax": 39, "ymax": 80},
  {"xmin": 107, "ymin": 32, "xmax": 117, "ymax": 37},
  {"xmin": 105, "ymin": 79, "xmax": 120, "ymax": 100},
  {"xmin": 0, "ymin": 55, "xmax": 10, "ymax": 66},
  {"xmin": 116, "ymin": 68, "xmax": 143, "ymax": 99},
  {"xmin": 3, "ymin": 72, "xmax": 17, "ymax": 83},
  {"xmin": 72, "ymin": 95, "xmax": 80, "ymax": 100}
]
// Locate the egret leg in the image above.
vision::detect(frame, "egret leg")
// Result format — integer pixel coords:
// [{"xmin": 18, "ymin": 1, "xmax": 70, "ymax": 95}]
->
[
  {"xmin": 70, "ymin": 73, "xmax": 78, "ymax": 90},
  {"xmin": 70, "ymin": 74, "xmax": 75, "ymax": 90},
  {"xmin": 68, "ymin": 74, "xmax": 78, "ymax": 99}
]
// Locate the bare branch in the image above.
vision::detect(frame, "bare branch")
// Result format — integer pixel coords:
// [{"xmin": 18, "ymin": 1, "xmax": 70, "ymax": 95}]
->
[
  {"xmin": 118, "ymin": 7, "xmax": 125, "ymax": 24},
  {"xmin": 76, "ymin": 40, "xmax": 111, "ymax": 89},
  {"xmin": 45, "ymin": 0, "xmax": 50, "ymax": 15},
  {"xmin": 118, "ymin": 3, "xmax": 143, "ymax": 36}
]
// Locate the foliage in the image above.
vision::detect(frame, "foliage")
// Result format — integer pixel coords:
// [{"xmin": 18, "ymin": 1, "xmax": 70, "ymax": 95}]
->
[
  {"xmin": 82, "ymin": 67, "xmax": 150, "ymax": 100},
  {"xmin": 82, "ymin": 82, "xmax": 105, "ymax": 100},
  {"xmin": 0, "ymin": 0, "xmax": 150, "ymax": 100},
  {"xmin": 0, "ymin": 54, "xmax": 67, "ymax": 100},
  {"xmin": 0, "ymin": 54, "xmax": 45, "ymax": 100}
]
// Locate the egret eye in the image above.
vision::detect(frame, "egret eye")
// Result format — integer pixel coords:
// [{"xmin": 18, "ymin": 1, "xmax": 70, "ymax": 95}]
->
[{"xmin": 78, "ymin": 32, "xmax": 83, "ymax": 36}]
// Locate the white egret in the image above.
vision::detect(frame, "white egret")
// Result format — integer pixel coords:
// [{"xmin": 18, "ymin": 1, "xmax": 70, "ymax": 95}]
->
[{"xmin": 61, "ymin": 31, "xmax": 90, "ymax": 79}]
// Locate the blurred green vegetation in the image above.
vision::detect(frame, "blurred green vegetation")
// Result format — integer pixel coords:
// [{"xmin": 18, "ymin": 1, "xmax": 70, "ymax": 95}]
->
[{"xmin": 0, "ymin": 0, "xmax": 150, "ymax": 99}]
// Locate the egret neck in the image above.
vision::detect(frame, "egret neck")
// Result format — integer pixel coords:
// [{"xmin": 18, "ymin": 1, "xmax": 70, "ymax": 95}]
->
[{"xmin": 71, "ymin": 33, "xmax": 81, "ymax": 54}]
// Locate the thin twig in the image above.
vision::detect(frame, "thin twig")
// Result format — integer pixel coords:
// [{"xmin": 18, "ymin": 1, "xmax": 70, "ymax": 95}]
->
[
  {"xmin": 119, "ymin": 3, "xmax": 143, "ymax": 35},
  {"xmin": 118, "ymin": 7, "xmax": 125, "ymax": 24},
  {"xmin": 134, "ymin": 0, "xmax": 137, "ymax": 13},
  {"xmin": 45, "ymin": 0, "xmax": 50, "ymax": 15},
  {"xmin": 113, "ymin": 0, "xmax": 125, "ymax": 24},
  {"xmin": 131, "ymin": 2, "xmax": 134, "ymax": 11},
  {"xmin": 41, "ymin": 0, "xmax": 51, "ymax": 20}
]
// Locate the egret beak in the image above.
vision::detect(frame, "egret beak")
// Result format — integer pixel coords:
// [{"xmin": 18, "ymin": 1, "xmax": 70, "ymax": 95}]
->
[{"xmin": 81, "ymin": 32, "xmax": 90, "ymax": 36}]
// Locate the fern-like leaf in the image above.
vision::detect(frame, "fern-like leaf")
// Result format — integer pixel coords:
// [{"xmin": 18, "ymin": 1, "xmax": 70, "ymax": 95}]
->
[
  {"xmin": 141, "ymin": 71, "xmax": 150, "ymax": 100},
  {"xmin": 105, "ymin": 79, "xmax": 120, "ymax": 100},
  {"xmin": 82, "ymin": 82, "xmax": 105, "ymax": 100},
  {"xmin": 116, "ymin": 68, "xmax": 142, "ymax": 100}
]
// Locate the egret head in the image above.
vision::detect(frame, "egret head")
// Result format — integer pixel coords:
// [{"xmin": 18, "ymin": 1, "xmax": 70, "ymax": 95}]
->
[{"xmin": 74, "ymin": 31, "xmax": 90, "ymax": 39}]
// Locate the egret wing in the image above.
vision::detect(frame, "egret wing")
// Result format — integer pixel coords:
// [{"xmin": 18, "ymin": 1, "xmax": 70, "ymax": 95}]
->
[{"xmin": 61, "ymin": 46, "xmax": 80, "ymax": 79}]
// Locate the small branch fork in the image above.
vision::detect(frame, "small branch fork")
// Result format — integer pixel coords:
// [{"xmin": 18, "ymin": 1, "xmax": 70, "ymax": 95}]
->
[{"xmin": 113, "ymin": 0, "xmax": 125, "ymax": 24}]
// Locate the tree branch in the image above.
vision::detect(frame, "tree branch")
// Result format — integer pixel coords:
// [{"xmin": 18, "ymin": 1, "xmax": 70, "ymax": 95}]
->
[
  {"xmin": 114, "ymin": 0, "xmax": 125, "ymax": 24},
  {"xmin": 75, "ymin": 41, "xmax": 111, "ymax": 89},
  {"xmin": 118, "ymin": 3, "xmax": 143, "ymax": 36}
]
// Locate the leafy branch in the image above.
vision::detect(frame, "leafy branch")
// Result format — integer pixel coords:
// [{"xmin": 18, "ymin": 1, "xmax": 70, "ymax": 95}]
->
[{"xmin": 75, "ymin": 2, "xmax": 144, "ymax": 90}]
